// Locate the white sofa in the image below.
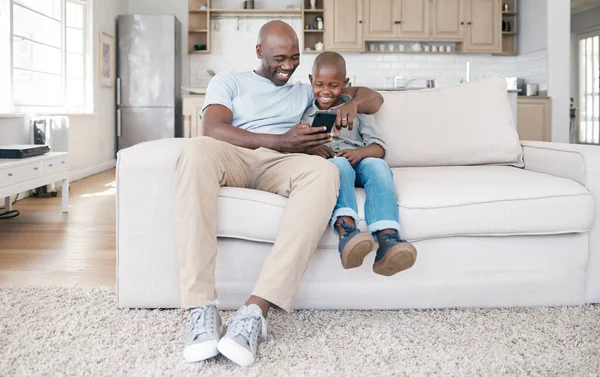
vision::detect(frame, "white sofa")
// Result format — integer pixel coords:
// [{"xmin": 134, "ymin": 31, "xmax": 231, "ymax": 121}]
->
[{"xmin": 116, "ymin": 76, "xmax": 600, "ymax": 309}]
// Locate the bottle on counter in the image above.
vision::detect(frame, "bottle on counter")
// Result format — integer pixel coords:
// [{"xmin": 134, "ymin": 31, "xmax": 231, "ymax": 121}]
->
[{"xmin": 316, "ymin": 16, "xmax": 323, "ymax": 30}]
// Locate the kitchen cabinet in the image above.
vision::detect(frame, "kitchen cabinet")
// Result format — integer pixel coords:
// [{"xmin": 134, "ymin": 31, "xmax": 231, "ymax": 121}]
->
[
  {"xmin": 517, "ymin": 97, "xmax": 552, "ymax": 142},
  {"xmin": 189, "ymin": 0, "xmax": 511, "ymax": 55},
  {"xmin": 324, "ymin": 0, "xmax": 364, "ymax": 51},
  {"xmin": 497, "ymin": 0, "xmax": 518, "ymax": 55},
  {"xmin": 363, "ymin": 0, "xmax": 428, "ymax": 41},
  {"xmin": 363, "ymin": 0, "xmax": 398, "ymax": 39},
  {"xmin": 398, "ymin": 0, "xmax": 429, "ymax": 40},
  {"xmin": 463, "ymin": 0, "xmax": 502, "ymax": 53},
  {"xmin": 431, "ymin": 0, "xmax": 464, "ymax": 41},
  {"xmin": 362, "ymin": 0, "xmax": 501, "ymax": 49}
]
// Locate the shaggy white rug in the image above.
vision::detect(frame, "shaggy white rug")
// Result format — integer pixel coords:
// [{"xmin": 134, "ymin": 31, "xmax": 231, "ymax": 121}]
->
[{"xmin": 1, "ymin": 287, "xmax": 599, "ymax": 377}]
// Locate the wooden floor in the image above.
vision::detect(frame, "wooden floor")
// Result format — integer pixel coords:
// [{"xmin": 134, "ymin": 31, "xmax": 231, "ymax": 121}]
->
[{"xmin": 0, "ymin": 170, "xmax": 116, "ymax": 288}]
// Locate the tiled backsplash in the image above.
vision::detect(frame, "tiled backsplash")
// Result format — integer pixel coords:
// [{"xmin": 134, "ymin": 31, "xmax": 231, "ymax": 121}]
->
[{"xmin": 189, "ymin": 17, "xmax": 547, "ymax": 90}]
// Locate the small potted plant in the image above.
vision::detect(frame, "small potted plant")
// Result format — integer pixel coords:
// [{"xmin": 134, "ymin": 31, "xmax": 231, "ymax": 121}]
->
[{"xmin": 570, "ymin": 97, "xmax": 578, "ymax": 143}]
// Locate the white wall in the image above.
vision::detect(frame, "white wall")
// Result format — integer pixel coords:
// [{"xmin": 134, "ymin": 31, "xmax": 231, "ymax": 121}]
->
[
  {"xmin": 547, "ymin": 0, "xmax": 571, "ymax": 143},
  {"xmin": 189, "ymin": 17, "xmax": 548, "ymax": 90},
  {"xmin": 572, "ymin": 5, "xmax": 600, "ymax": 33},
  {"xmin": 128, "ymin": 0, "xmax": 189, "ymax": 87},
  {"xmin": 0, "ymin": 116, "xmax": 30, "ymax": 144},
  {"xmin": 67, "ymin": 0, "xmax": 126, "ymax": 180},
  {"xmin": 571, "ymin": 32, "xmax": 579, "ymax": 104}
]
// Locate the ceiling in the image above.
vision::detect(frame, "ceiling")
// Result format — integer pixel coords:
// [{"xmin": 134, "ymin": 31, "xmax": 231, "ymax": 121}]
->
[{"xmin": 571, "ymin": 0, "xmax": 600, "ymax": 14}]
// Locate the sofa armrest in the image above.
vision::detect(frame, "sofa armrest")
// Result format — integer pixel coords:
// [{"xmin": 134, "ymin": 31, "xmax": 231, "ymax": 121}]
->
[
  {"xmin": 521, "ymin": 140, "xmax": 600, "ymax": 303},
  {"xmin": 116, "ymin": 138, "xmax": 190, "ymax": 308},
  {"xmin": 521, "ymin": 141, "xmax": 600, "ymax": 186},
  {"xmin": 117, "ymin": 138, "xmax": 188, "ymax": 171}
]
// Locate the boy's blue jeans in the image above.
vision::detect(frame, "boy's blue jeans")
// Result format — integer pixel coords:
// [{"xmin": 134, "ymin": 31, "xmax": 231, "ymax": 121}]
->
[{"xmin": 328, "ymin": 156, "xmax": 401, "ymax": 235}]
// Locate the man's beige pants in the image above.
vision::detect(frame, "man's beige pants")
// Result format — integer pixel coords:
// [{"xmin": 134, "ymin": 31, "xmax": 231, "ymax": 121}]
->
[{"xmin": 175, "ymin": 136, "xmax": 340, "ymax": 311}]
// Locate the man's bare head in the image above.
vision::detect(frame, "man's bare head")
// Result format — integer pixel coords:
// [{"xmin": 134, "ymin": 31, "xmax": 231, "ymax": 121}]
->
[
  {"xmin": 257, "ymin": 20, "xmax": 298, "ymax": 46},
  {"xmin": 255, "ymin": 21, "xmax": 300, "ymax": 86}
]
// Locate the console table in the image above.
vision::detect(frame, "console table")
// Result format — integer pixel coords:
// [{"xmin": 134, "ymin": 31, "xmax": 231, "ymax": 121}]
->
[{"xmin": 0, "ymin": 152, "xmax": 69, "ymax": 213}]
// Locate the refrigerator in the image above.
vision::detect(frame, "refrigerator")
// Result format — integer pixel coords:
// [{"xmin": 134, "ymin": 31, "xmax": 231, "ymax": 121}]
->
[{"xmin": 116, "ymin": 15, "xmax": 182, "ymax": 151}]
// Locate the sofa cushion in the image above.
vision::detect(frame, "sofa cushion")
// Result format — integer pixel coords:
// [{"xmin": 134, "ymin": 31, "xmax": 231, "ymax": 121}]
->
[
  {"xmin": 375, "ymin": 75, "xmax": 524, "ymax": 168},
  {"xmin": 213, "ymin": 166, "xmax": 593, "ymax": 247},
  {"xmin": 392, "ymin": 166, "xmax": 593, "ymax": 241}
]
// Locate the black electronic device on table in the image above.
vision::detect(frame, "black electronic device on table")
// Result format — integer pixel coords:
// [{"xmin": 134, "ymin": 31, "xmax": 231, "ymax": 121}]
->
[{"xmin": 0, "ymin": 144, "xmax": 51, "ymax": 159}]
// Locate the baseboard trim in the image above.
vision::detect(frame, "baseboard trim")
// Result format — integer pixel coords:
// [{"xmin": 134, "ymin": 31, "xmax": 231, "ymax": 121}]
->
[{"xmin": 69, "ymin": 159, "xmax": 116, "ymax": 182}]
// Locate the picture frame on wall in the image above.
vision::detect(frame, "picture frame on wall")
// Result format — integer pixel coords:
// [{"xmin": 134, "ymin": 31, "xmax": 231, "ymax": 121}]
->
[{"xmin": 99, "ymin": 32, "xmax": 115, "ymax": 88}]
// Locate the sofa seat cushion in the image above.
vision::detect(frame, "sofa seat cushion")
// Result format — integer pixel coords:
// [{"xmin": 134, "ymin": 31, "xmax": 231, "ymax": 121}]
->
[
  {"xmin": 214, "ymin": 166, "xmax": 593, "ymax": 247},
  {"xmin": 393, "ymin": 166, "xmax": 594, "ymax": 241},
  {"xmin": 216, "ymin": 187, "xmax": 287, "ymax": 242}
]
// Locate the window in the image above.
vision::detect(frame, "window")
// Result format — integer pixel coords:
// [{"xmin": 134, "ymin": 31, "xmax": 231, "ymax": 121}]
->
[
  {"xmin": 0, "ymin": 0, "xmax": 91, "ymax": 113},
  {"xmin": 578, "ymin": 29, "xmax": 600, "ymax": 144}
]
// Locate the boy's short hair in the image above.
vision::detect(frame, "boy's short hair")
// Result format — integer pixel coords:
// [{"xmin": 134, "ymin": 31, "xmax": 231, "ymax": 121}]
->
[{"xmin": 312, "ymin": 51, "xmax": 347, "ymax": 78}]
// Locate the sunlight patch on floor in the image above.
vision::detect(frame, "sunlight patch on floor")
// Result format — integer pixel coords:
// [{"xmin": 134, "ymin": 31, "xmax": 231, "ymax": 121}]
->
[{"xmin": 81, "ymin": 184, "xmax": 116, "ymax": 198}]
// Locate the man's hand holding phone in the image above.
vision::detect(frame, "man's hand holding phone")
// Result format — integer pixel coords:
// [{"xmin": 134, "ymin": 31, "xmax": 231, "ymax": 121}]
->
[{"xmin": 277, "ymin": 123, "xmax": 332, "ymax": 153}]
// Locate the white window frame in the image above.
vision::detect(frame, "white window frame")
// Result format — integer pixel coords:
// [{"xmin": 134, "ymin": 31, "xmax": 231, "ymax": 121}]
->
[
  {"xmin": 576, "ymin": 26, "xmax": 600, "ymax": 145},
  {"xmin": 3, "ymin": 0, "xmax": 92, "ymax": 114},
  {"xmin": 65, "ymin": 0, "xmax": 91, "ymax": 113}
]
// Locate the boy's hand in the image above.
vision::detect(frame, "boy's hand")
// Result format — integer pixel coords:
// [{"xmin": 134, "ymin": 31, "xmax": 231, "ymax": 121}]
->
[
  {"xmin": 337, "ymin": 149, "xmax": 365, "ymax": 166},
  {"xmin": 306, "ymin": 144, "xmax": 334, "ymax": 159}
]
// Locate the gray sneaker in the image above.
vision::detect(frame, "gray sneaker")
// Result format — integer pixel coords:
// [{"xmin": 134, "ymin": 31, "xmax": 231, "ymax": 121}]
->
[
  {"xmin": 217, "ymin": 304, "xmax": 268, "ymax": 367},
  {"xmin": 183, "ymin": 300, "xmax": 222, "ymax": 363}
]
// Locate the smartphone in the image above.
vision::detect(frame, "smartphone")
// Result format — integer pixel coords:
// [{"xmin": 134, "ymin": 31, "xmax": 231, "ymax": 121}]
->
[{"xmin": 311, "ymin": 112, "xmax": 337, "ymax": 133}]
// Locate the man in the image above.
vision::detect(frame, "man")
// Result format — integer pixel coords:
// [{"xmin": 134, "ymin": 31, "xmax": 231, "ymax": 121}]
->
[{"xmin": 175, "ymin": 20, "xmax": 383, "ymax": 367}]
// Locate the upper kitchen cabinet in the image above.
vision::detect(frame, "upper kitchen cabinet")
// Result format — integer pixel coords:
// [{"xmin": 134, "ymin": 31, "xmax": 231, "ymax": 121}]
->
[
  {"xmin": 431, "ymin": 0, "xmax": 464, "ymax": 41},
  {"xmin": 398, "ymin": 0, "xmax": 429, "ymax": 40},
  {"xmin": 324, "ymin": 0, "xmax": 364, "ymax": 51},
  {"xmin": 463, "ymin": 0, "xmax": 502, "ymax": 53},
  {"xmin": 364, "ymin": 0, "xmax": 428, "ymax": 41},
  {"xmin": 363, "ymin": 0, "xmax": 398, "ymax": 39}
]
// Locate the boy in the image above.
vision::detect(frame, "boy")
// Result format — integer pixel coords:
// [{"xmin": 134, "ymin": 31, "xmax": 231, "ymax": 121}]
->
[{"xmin": 302, "ymin": 52, "xmax": 417, "ymax": 276}]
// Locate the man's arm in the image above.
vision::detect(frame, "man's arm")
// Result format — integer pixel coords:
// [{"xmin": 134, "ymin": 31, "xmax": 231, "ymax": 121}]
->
[
  {"xmin": 203, "ymin": 104, "xmax": 332, "ymax": 152},
  {"xmin": 341, "ymin": 86, "xmax": 384, "ymax": 114},
  {"xmin": 202, "ymin": 104, "xmax": 279, "ymax": 150}
]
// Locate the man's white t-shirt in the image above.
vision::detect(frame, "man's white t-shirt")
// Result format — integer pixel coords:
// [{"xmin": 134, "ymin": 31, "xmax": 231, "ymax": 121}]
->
[{"xmin": 202, "ymin": 71, "xmax": 315, "ymax": 135}]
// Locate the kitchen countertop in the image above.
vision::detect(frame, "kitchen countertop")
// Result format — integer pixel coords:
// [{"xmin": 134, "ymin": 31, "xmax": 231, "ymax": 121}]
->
[
  {"xmin": 183, "ymin": 87, "xmax": 527, "ymax": 95},
  {"xmin": 372, "ymin": 87, "xmax": 427, "ymax": 91},
  {"xmin": 182, "ymin": 87, "xmax": 207, "ymax": 95},
  {"xmin": 371, "ymin": 87, "xmax": 522, "ymax": 92}
]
